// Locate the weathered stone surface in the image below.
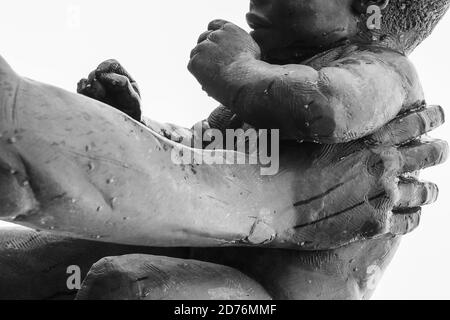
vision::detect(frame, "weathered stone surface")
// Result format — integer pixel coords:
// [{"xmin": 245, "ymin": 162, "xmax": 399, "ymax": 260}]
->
[
  {"xmin": 76, "ymin": 254, "xmax": 271, "ymax": 300},
  {"xmin": 0, "ymin": 225, "xmax": 188, "ymax": 300},
  {"xmin": 1, "ymin": 0, "xmax": 449, "ymax": 300},
  {"xmin": 0, "ymin": 55, "xmax": 446, "ymax": 251}
]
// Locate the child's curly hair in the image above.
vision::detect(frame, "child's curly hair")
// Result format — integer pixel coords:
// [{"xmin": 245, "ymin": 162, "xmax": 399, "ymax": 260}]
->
[{"xmin": 381, "ymin": 0, "xmax": 450, "ymax": 53}]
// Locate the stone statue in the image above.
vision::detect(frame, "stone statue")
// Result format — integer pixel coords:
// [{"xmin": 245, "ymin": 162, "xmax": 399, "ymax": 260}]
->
[{"xmin": 0, "ymin": 0, "xmax": 449, "ymax": 299}]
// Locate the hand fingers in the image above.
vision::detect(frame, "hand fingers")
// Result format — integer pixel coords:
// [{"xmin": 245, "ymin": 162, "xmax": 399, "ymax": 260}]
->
[
  {"xmin": 366, "ymin": 105, "xmax": 445, "ymax": 146},
  {"xmin": 95, "ymin": 59, "xmax": 135, "ymax": 82},
  {"xmin": 77, "ymin": 78, "xmax": 89, "ymax": 94},
  {"xmin": 395, "ymin": 178, "xmax": 439, "ymax": 208},
  {"xmin": 97, "ymin": 73, "xmax": 129, "ymax": 89},
  {"xmin": 208, "ymin": 19, "xmax": 229, "ymax": 30},
  {"xmin": 88, "ymin": 70, "xmax": 96, "ymax": 82},
  {"xmin": 388, "ymin": 208, "xmax": 421, "ymax": 236},
  {"xmin": 190, "ymin": 40, "xmax": 211, "ymax": 59},
  {"xmin": 96, "ymin": 73, "xmax": 141, "ymax": 102},
  {"xmin": 196, "ymin": 20, "xmax": 228, "ymax": 49},
  {"xmin": 77, "ymin": 78, "xmax": 106, "ymax": 100},
  {"xmin": 189, "ymin": 41, "xmax": 220, "ymax": 72},
  {"xmin": 207, "ymin": 106, "xmax": 243, "ymax": 131},
  {"xmin": 400, "ymin": 137, "xmax": 449, "ymax": 173},
  {"xmin": 96, "ymin": 59, "xmax": 121, "ymax": 74},
  {"xmin": 198, "ymin": 30, "xmax": 213, "ymax": 43}
]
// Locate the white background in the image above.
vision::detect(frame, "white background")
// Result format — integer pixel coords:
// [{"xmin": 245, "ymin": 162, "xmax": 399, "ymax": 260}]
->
[{"xmin": 0, "ymin": 0, "xmax": 449, "ymax": 300}]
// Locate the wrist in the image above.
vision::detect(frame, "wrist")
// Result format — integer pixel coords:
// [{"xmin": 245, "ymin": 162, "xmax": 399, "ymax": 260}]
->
[{"xmin": 220, "ymin": 56, "xmax": 266, "ymax": 106}]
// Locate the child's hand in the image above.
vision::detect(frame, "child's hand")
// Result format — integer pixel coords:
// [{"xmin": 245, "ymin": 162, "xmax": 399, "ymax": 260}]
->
[
  {"xmin": 77, "ymin": 59, "xmax": 142, "ymax": 121},
  {"xmin": 188, "ymin": 20, "xmax": 261, "ymax": 102}
]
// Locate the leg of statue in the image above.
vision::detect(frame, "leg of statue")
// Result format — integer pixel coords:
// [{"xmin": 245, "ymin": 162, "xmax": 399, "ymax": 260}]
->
[
  {"xmin": 75, "ymin": 254, "xmax": 272, "ymax": 300},
  {"xmin": 0, "ymin": 222, "xmax": 397, "ymax": 300},
  {"xmin": 0, "ymin": 225, "xmax": 189, "ymax": 300},
  {"xmin": 191, "ymin": 237, "xmax": 401, "ymax": 300}
]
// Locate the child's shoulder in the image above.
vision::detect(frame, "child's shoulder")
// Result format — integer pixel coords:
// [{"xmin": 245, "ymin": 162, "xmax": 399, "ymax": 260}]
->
[
  {"xmin": 305, "ymin": 43, "xmax": 424, "ymax": 110},
  {"xmin": 350, "ymin": 44, "xmax": 413, "ymax": 64},
  {"xmin": 339, "ymin": 44, "xmax": 424, "ymax": 110},
  {"xmin": 306, "ymin": 44, "xmax": 415, "ymax": 74}
]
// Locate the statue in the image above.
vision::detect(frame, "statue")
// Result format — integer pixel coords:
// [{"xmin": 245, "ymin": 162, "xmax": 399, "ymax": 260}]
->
[{"xmin": 0, "ymin": 0, "xmax": 449, "ymax": 299}]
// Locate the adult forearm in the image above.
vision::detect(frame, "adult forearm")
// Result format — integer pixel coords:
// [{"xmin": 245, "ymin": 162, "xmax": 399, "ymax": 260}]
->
[{"xmin": 0, "ymin": 57, "xmax": 312, "ymax": 250}]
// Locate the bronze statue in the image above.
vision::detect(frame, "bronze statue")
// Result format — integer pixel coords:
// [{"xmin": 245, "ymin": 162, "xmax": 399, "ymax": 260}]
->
[{"xmin": 0, "ymin": 0, "xmax": 449, "ymax": 299}]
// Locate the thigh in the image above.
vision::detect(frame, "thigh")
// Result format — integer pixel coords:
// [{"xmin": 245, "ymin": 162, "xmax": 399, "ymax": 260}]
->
[
  {"xmin": 0, "ymin": 226, "xmax": 188, "ymax": 299},
  {"xmin": 76, "ymin": 254, "xmax": 272, "ymax": 300}
]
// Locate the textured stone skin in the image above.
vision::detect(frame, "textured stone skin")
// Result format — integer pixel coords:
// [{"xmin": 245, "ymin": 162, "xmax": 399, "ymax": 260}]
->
[
  {"xmin": 0, "ymin": 225, "xmax": 399, "ymax": 300},
  {"xmin": 0, "ymin": 226, "xmax": 189, "ymax": 300},
  {"xmin": 0, "ymin": 223, "xmax": 398, "ymax": 300},
  {"xmin": 190, "ymin": 237, "xmax": 402, "ymax": 300},
  {"xmin": 76, "ymin": 254, "xmax": 272, "ymax": 300},
  {"xmin": 0, "ymin": 57, "xmax": 445, "ymax": 250},
  {"xmin": 72, "ymin": 0, "xmax": 449, "ymax": 300},
  {"xmin": 75, "ymin": 237, "xmax": 401, "ymax": 300},
  {"xmin": 0, "ymin": 56, "xmax": 446, "ymax": 299},
  {"xmin": 1, "ymin": 0, "xmax": 450, "ymax": 300}
]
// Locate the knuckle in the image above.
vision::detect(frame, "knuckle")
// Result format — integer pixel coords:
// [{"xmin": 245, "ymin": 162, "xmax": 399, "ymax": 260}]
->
[
  {"xmin": 191, "ymin": 42, "xmax": 207, "ymax": 55},
  {"xmin": 198, "ymin": 31, "xmax": 211, "ymax": 43},
  {"xmin": 100, "ymin": 59, "xmax": 120, "ymax": 68},
  {"xmin": 366, "ymin": 147, "xmax": 402, "ymax": 177},
  {"xmin": 366, "ymin": 153, "xmax": 382, "ymax": 176},
  {"xmin": 96, "ymin": 59, "xmax": 122, "ymax": 75},
  {"xmin": 369, "ymin": 193, "xmax": 394, "ymax": 212},
  {"xmin": 223, "ymin": 22, "xmax": 238, "ymax": 32},
  {"xmin": 189, "ymin": 46, "xmax": 201, "ymax": 60},
  {"xmin": 208, "ymin": 19, "xmax": 228, "ymax": 30},
  {"xmin": 104, "ymin": 58, "xmax": 120, "ymax": 64},
  {"xmin": 77, "ymin": 79, "xmax": 88, "ymax": 92},
  {"xmin": 187, "ymin": 59, "xmax": 195, "ymax": 72},
  {"xmin": 366, "ymin": 105, "xmax": 445, "ymax": 146},
  {"xmin": 207, "ymin": 30, "xmax": 222, "ymax": 42},
  {"xmin": 112, "ymin": 75, "xmax": 128, "ymax": 87},
  {"xmin": 188, "ymin": 56, "xmax": 201, "ymax": 73},
  {"xmin": 88, "ymin": 70, "xmax": 96, "ymax": 81}
]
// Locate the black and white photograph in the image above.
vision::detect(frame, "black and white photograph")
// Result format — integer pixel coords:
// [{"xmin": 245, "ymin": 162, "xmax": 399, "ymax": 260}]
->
[{"xmin": 0, "ymin": 0, "xmax": 450, "ymax": 307}]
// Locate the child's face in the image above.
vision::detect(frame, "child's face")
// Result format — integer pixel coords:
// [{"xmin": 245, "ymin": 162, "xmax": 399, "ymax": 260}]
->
[{"xmin": 247, "ymin": 0, "xmax": 359, "ymax": 59}]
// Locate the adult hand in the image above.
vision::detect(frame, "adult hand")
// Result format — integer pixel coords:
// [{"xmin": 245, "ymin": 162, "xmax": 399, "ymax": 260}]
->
[{"xmin": 276, "ymin": 105, "xmax": 447, "ymax": 250}]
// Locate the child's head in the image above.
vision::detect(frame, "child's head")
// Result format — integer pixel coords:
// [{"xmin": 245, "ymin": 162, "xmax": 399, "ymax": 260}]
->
[{"xmin": 247, "ymin": 0, "xmax": 450, "ymax": 61}]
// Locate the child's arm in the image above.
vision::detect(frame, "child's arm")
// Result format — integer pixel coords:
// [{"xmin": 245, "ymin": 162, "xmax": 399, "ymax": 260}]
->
[{"xmin": 189, "ymin": 20, "xmax": 422, "ymax": 143}]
